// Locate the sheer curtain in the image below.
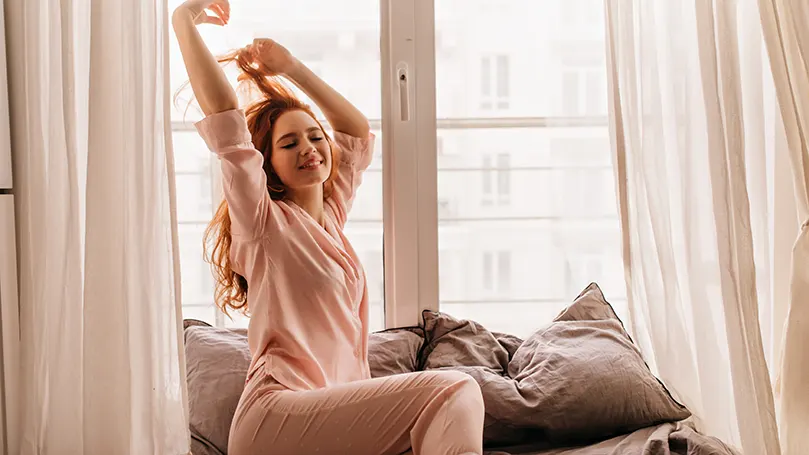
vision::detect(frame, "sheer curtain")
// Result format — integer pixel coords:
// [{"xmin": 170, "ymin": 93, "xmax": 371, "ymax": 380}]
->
[
  {"xmin": 605, "ymin": 0, "xmax": 783, "ymax": 453},
  {"xmin": 758, "ymin": 1, "xmax": 809, "ymax": 453},
  {"xmin": 4, "ymin": 0, "xmax": 189, "ymax": 453}
]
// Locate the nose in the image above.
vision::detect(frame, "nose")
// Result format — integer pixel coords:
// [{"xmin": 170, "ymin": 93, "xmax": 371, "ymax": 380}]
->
[{"xmin": 300, "ymin": 140, "xmax": 317, "ymax": 155}]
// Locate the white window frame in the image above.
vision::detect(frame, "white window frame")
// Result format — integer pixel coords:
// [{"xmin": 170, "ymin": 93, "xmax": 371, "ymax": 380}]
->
[{"xmin": 381, "ymin": 0, "xmax": 438, "ymax": 327}]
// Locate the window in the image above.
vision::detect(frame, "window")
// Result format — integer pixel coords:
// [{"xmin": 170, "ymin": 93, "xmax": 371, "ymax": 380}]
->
[
  {"xmin": 482, "ymin": 251, "xmax": 511, "ymax": 294},
  {"xmin": 482, "ymin": 153, "xmax": 511, "ymax": 206},
  {"xmin": 169, "ymin": 0, "xmax": 624, "ymax": 339},
  {"xmin": 480, "ymin": 55, "xmax": 510, "ymax": 110},
  {"xmin": 561, "ymin": 69, "xmax": 606, "ymax": 116}
]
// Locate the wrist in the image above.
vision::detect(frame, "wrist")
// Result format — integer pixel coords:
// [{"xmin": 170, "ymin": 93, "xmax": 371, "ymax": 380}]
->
[
  {"xmin": 282, "ymin": 58, "xmax": 307, "ymax": 80},
  {"xmin": 171, "ymin": 8, "xmax": 195, "ymax": 29}
]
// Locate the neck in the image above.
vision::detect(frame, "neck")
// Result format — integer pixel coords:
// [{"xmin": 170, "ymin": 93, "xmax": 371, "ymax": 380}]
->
[{"xmin": 286, "ymin": 185, "xmax": 325, "ymax": 225}]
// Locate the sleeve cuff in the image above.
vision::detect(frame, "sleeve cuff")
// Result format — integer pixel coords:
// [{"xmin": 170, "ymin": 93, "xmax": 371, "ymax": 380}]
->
[
  {"xmin": 194, "ymin": 109, "xmax": 254, "ymax": 152},
  {"xmin": 333, "ymin": 131, "xmax": 375, "ymax": 166}
]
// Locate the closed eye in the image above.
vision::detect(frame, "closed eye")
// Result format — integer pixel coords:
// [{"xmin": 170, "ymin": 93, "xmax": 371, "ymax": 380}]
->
[{"xmin": 280, "ymin": 142, "xmax": 297, "ymax": 149}]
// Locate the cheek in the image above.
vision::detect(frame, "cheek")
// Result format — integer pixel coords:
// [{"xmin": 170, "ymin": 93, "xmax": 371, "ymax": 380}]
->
[
  {"xmin": 321, "ymin": 144, "xmax": 334, "ymax": 165},
  {"xmin": 270, "ymin": 153, "xmax": 295, "ymax": 177}
]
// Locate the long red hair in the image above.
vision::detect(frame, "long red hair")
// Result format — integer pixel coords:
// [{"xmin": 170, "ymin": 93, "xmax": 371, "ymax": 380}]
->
[{"xmin": 199, "ymin": 47, "xmax": 340, "ymax": 316}]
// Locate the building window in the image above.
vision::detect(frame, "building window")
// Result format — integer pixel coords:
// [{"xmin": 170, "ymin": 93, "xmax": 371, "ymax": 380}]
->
[
  {"xmin": 483, "ymin": 250, "xmax": 512, "ymax": 294},
  {"xmin": 561, "ymin": 69, "xmax": 606, "ymax": 116},
  {"xmin": 480, "ymin": 55, "xmax": 510, "ymax": 110},
  {"xmin": 482, "ymin": 153, "xmax": 511, "ymax": 205}
]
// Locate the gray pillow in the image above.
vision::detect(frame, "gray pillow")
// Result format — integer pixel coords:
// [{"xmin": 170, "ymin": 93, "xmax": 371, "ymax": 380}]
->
[
  {"xmin": 420, "ymin": 310, "xmax": 511, "ymax": 373},
  {"xmin": 184, "ymin": 322, "xmax": 249, "ymax": 455},
  {"xmin": 506, "ymin": 283, "xmax": 691, "ymax": 443},
  {"xmin": 368, "ymin": 327, "xmax": 425, "ymax": 378},
  {"xmin": 418, "ymin": 284, "xmax": 690, "ymax": 447}
]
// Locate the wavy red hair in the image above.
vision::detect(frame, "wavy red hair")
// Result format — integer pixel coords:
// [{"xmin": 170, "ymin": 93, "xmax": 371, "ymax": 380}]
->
[{"xmin": 197, "ymin": 47, "xmax": 340, "ymax": 316}]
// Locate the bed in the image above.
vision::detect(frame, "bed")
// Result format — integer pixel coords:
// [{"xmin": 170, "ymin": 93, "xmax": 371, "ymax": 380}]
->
[{"xmin": 184, "ymin": 283, "xmax": 739, "ymax": 455}]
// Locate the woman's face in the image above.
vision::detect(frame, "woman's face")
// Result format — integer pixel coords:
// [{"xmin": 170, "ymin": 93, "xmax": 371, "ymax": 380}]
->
[{"xmin": 269, "ymin": 110, "xmax": 332, "ymax": 192}]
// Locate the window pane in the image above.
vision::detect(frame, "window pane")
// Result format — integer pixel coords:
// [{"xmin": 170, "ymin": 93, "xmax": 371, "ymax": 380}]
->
[
  {"xmin": 435, "ymin": 0, "xmax": 624, "ymax": 339},
  {"xmin": 562, "ymin": 72, "xmax": 580, "ymax": 116},
  {"xmin": 482, "ymin": 155, "xmax": 493, "ymax": 198},
  {"xmin": 496, "ymin": 153, "xmax": 510, "ymax": 201},
  {"xmin": 496, "ymin": 55, "xmax": 509, "ymax": 99},
  {"xmin": 498, "ymin": 251, "xmax": 511, "ymax": 292},
  {"xmin": 482, "ymin": 252, "xmax": 493, "ymax": 291},
  {"xmin": 480, "ymin": 57, "xmax": 491, "ymax": 98},
  {"xmin": 169, "ymin": 0, "xmax": 384, "ymax": 331}
]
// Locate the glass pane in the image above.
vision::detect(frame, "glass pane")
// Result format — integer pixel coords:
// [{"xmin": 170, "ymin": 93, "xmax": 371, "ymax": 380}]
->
[
  {"xmin": 169, "ymin": 1, "xmax": 384, "ymax": 331},
  {"xmin": 182, "ymin": 305, "xmax": 216, "ymax": 325},
  {"xmin": 435, "ymin": 0, "xmax": 624, "ymax": 338},
  {"xmin": 435, "ymin": 0, "xmax": 607, "ymax": 119}
]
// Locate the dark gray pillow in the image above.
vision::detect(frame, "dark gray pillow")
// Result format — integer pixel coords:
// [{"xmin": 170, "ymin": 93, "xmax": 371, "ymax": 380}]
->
[
  {"xmin": 506, "ymin": 283, "xmax": 691, "ymax": 443},
  {"xmin": 418, "ymin": 311, "xmax": 530, "ymax": 445},
  {"xmin": 418, "ymin": 284, "xmax": 690, "ymax": 447},
  {"xmin": 368, "ymin": 327, "xmax": 425, "ymax": 378},
  {"xmin": 420, "ymin": 310, "xmax": 511, "ymax": 373}
]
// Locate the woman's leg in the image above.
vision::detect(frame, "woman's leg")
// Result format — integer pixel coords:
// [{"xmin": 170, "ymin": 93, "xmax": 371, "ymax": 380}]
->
[{"xmin": 228, "ymin": 370, "xmax": 484, "ymax": 455}]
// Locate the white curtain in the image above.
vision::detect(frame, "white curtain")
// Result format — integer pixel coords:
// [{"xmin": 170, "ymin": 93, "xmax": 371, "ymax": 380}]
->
[
  {"xmin": 605, "ymin": 0, "xmax": 784, "ymax": 453},
  {"xmin": 4, "ymin": 0, "xmax": 190, "ymax": 453},
  {"xmin": 758, "ymin": 1, "xmax": 809, "ymax": 453}
]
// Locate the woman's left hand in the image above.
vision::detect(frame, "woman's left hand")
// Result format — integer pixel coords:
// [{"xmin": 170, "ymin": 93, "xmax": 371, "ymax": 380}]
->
[{"xmin": 249, "ymin": 38, "xmax": 299, "ymax": 77}]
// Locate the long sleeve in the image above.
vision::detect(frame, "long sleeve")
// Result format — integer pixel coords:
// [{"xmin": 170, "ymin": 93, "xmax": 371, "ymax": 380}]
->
[
  {"xmin": 195, "ymin": 109, "xmax": 271, "ymax": 239},
  {"xmin": 326, "ymin": 131, "xmax": 376, "ymax": 227}
]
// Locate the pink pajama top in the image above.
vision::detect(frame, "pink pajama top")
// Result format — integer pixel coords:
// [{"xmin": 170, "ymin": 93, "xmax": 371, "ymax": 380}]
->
[{"xmin": 195, "ymin": 109, "xmax": 375, "ymax": 391}]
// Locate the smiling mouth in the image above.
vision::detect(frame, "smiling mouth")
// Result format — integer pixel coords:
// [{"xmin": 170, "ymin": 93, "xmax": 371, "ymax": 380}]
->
[{"xmin": 299, "ymin": 160, "xmax": 323, "ymax": 170}]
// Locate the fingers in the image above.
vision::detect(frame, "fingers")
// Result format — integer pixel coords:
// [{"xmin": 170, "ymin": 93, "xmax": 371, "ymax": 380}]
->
[
  {"xmin": 209, "ymin": 4, "xmax": 228, "ymax": 24},
  {"xmin": 212, "ymin": 0, "xmax": 230, "ymax": 21},
  {"xmin": 201, "ymin": 13, "xmax": 225, "ymax": 26}
]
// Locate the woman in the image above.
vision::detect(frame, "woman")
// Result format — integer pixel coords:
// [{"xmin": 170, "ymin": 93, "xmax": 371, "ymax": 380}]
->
[{"xmin": 172, "ymin": 1, "xmax": 485, "ymax": 454}]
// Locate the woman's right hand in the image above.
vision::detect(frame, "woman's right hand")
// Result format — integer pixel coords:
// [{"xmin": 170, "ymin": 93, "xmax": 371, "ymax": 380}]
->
[{"xmin": 172, "ymin": 0, "xmax": 231, "ymax": 27}]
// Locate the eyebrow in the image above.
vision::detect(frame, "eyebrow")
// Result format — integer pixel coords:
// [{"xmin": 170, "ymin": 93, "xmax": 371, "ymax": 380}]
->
[{"xmin": 276, "ymin": 127, "xmax": 322, "ymax": 144}]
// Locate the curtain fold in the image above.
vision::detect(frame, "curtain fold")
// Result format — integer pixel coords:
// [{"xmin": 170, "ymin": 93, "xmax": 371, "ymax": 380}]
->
[
  {"xmin": 757, "ymin": 1, "xmax": 809, "ymax": 453},
  {"xmin": 605, "ymin": 0, "xmax": 781, "ymax": 453},
  {"xmin": 5, "ymin": 0, "xmax": 189, "ymax": 453}
]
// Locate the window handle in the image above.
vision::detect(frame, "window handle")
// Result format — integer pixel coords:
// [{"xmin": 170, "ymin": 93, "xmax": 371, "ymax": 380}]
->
[{"xmin": 397, "ymin": 63, "xmax": 410, "ymax": 122}]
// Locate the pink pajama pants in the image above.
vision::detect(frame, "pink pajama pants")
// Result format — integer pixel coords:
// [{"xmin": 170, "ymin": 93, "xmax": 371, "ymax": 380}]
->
[{"xmin": 227, "ymin": 370, "xmax": 485, "ymax": 455}]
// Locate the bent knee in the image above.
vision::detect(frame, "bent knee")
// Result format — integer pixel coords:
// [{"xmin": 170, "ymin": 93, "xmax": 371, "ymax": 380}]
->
[{"xmin": 427, "ymin": 371, "xmax": 483, "ymax": 404}]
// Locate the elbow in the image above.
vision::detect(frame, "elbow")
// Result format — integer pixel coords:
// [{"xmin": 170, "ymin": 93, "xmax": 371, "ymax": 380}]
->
[
  {"xmin": 352, "ymin": 117, "xmax": 371, "ymax": 138},
  {"xmin": 357, "ymin": 120, "xmax": 371, "ymax": 138}
]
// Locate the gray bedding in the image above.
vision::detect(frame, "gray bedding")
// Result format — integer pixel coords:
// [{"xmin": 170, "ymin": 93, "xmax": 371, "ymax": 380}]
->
[
  {"xmin": 484, "ymin": 422, "xmax": 738, "ymax": 455},
  {"xmin": 191, "ymin": 422, "xmax": 737, "ymax": 455},
  {"xmin": 183, "ymin": 283, "xmax": 738, "ymax": 455}
]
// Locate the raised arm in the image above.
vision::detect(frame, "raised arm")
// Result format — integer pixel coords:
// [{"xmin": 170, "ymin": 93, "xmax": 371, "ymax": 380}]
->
[
  {"xmin": 173, "ymin": 1, "xmax": 272, "ymax": 240},
  {"xmin": 172, "ymin": 0, "xmax": 237, "ymax": 116},
  {"xmin": 252, "ymin": 39, "xmax": 371, "ymax": 138}
]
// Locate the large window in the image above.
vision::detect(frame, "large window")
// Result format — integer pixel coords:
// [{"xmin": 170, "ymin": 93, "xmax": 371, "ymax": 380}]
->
[{"xmin": 169, "ymin": 0, "xmax": 625, "ymax": 339}]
